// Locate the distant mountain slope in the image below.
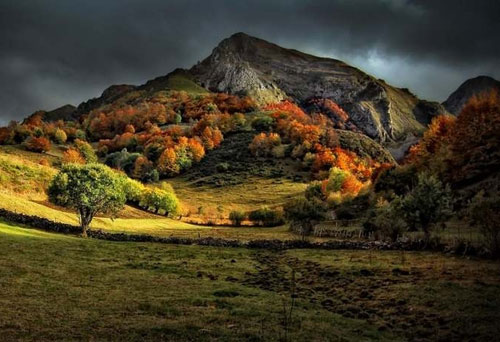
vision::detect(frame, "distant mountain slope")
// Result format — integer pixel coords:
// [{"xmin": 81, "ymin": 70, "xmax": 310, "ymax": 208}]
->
[
  {"xmin": 43, "ymin": 104, "xmax": 78, "ymax": 121},
  {"xmin": 190, "ymin": 32, "xmax": 445, "ymax": 142},
  {"xmin": 442, "ymin": 76, "xmax": 500, "ymax": 115},
  {"xmin": 76, "ymin": 84, "xmax": 137, "ymax": 116}
]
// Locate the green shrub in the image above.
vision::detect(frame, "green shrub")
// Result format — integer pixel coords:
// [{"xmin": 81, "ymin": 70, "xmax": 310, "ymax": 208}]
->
[
  {"xmin": 75, "ymin": 129, "xmax": 86, "ymax": 141},
  {"xmin": 400, "ymin": 173, "xmax": 453, "ymax": 240},
  {"xmin": 158, "ymin": 181, "xmax": 175, "ymax": 193},
  {"xmin": 248, "ymin": 207, "xmax": 284, "ymax": 226},
  {"xmin": 229, "ymin": 210, "xmax": 246, "ymax": 226},
  {"xmin": 251, "ymin": 115, "xmax": 274, "ymax": 131},
  {"xmin": 54, "ymin": 129, "xmax": 67, "ymax": 144},
  {"xmin": 141, "ymin": 188, "xmax": 178, "ymax": 216},
  {"xmin": 374, "ymin": 164, "xmax": 418, "ymax": 197},
  {"xmin": 366, "ymin": 199, "xmax": 407, "ymax": 242},
  {"xmin": 216, "ymin": 162, "xmax": 230, "ymax": 172},
  {"xmin": 119, "ymin": 176, "xmax": 145, "ymax": 204},
  {"xmin": 284, "ymin": 197, "xmax": 325, "ymax": 237},
  {"xmin": 305, "ymin": 181, "xmax": 323, "ymax": 201},
  {"xmin": 326, "ymin": 167, "xmax": 347, "ymax": 193},
  {"xmin": 75, "ymin": 139, "xmax": 97, "ymax": 163}
]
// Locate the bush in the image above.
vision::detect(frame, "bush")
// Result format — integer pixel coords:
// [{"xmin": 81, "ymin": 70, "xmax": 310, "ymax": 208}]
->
[
  {"xmin": 374, "ymin": 164, "xmax": 418, "ymax": 197},
  {"xmin": 271, "ymin": 145, "xmax": 285, "ymax": 158},
  {"xmin": 334, "ymin": 191, "xmax": 374, "ymax": 219},
  {"xmin": 305, "ymin": 181, "xmax": 323, "ymax": 201},
  {"xmin": 399, "ymin": 173, "xmax": 453, "ymax": 240},
  {"xmin": 75, "ymin": 139, "xmax": 97, "ymax": 163},
  {"xmin": 54, "ymin": 129, "xmax": 67, "ymax": 144},
  {"xmin": 284, "ymin": 197, "xmax": 325, "ymax": 237},
  {"xmin": 248, "ymin": 207, "xmax": 284, "ymax": 226},
  {"xmin": 62, "ymin": 148, "xmax": 85, "ymax": 164},
  {"xmin": 216, "ymin": 162, "xmax": 230, "ymax": 172},
  {"xmin": 141, "ymin": 188, "xmax": 179, "ymax": 216},
  {"xmin": 119, "ymin": 176, "xmax": 146, "ymax": 204},
  {"xmin": 24, "ymin": 136, "xmax": 51, "ymax": 153},
  {"xmin": 158, "ymin": 181, "xmax": 175, "ymax": 193},
  {"xmin": 366, "ymin": 199, "xmax": 407, "ymax": 242},
  {"xmin": 251, "ymin": 115, "xmax": 274, "ymax": 131},
  {"xmin": 326, "ymin": 167, "xmax": 347, "ymax": 193},
  {"xmin": 229, "ymin": 210, "xmax": 246, "ymax": 226},
  {"xmin": 468, "ymin": 193, "xmax": 500, "ymax": 257},
  {"xmin": 75, "ymin": 129, "xmax": 86, "ymax": 141},
  {"xmin": 326, "ymin": 192, "xmax": 343, "ymax": 207}
]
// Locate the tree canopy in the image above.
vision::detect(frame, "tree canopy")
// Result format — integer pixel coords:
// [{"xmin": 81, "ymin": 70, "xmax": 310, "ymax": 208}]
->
[{"xmin": 48, "ymin": 163, "xmax": 126, "ymax": 236}]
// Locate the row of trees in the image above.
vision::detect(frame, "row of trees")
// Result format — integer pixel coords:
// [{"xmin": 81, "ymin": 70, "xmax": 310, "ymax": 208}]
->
[
  {"xmin": 229, "ymin": 207, "xmax": 285, "ymax": 227},
  {"xmin": 48, "ymin": 163, "xmax": 179, "ymax": 236}
]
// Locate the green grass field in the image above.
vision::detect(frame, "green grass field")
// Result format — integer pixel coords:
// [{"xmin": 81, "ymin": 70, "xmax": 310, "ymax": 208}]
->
[
  {"xmin": 0, "ymin": 146, "xmax": 57, "ymax": 196},
  {"xmin": 170, "ymin": 176, "xmax": 307, "ymax": 214},
  {"xmin": 1, "ymin": 221, "xmax": 499, "ymax": 341}
]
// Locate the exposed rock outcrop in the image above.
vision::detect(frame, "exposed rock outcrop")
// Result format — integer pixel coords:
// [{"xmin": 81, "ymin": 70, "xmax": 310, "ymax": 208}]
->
[{"xmin": 191, "ymin": 32, "xmax": 444, "ymax": 143}]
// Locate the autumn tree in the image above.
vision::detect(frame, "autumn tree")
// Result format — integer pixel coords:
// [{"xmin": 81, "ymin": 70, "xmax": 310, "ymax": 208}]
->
[
  {"xmin": 62, "ymin": 148, "xmax": 85, "ymax": 164},
  {"xmin": 249, "ymin": 132, "xmax": 281, "ymax": 157},
  {"xmin": 54, "ymin": 128, "xmax": 68, "ymax": 144},
  {"xmin": 157, "ymin": 147, "xmax": 179, "ymax": 176},
  {"xmin": 405, "ymin": 114, "xmax": 456, "ymax": 176},
  {"xmin": 24, "ymin": 136, "xmax": 51, "ymax": 153},
  {"xmin": 449, "ymin": 91, "xmax": 500, "ymax": 184}
]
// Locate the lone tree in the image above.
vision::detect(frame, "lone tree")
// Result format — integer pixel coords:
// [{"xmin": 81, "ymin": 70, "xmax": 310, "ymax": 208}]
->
[
  {"xmin": 48, "ymin": 163, "xmax": 126, "ymax": 237},
  {"xmin": 400, "ymin": 173, "xmax": 452, "ymax": 241}
]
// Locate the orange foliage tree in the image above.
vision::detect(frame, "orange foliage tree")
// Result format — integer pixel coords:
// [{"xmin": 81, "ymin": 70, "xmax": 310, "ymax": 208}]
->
[
  {"xmin": 24, "ymin": 136, "xmax": 51, "ymax": 153},
  {"xmin": 450, "ymin": 90, "xmax": 500, "ymax": 183},
  {"xmin": 62, "ymin": 148, "xmax": 86, "ymax": 164}
]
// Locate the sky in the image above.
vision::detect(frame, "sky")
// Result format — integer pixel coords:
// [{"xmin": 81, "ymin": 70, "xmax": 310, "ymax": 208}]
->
[{"xmin": 1, "ymin": 0, "xmax": 499, "ymax": 124}]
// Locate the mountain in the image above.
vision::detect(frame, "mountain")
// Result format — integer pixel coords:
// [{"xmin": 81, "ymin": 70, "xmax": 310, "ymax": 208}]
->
[
  {"xmin": 23, "ymin": 104, "xmax": 78, "ymax": 123},
  {"xmin": 442, "ymin": 75, "xmax": 500, "ymax": 115},
  {"xmin": 190, "ymin": 32, "xmax": 445, "ymax": 143},
  {"xmin": 31, "ymin": 33, "xmax": 449, "ymax": 145},
  {"xmin": 43, "ymin": 104, "xmax": 78, "ymax": 121},
  {"xmin": 76, "ymin": 84, "xmax": 137, "ymax": 116}
]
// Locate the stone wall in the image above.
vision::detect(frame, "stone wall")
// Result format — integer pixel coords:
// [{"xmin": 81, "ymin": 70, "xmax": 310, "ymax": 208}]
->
[{"xmin": 0, "ymin": 208, "xmax": 487, "ymax": 257}]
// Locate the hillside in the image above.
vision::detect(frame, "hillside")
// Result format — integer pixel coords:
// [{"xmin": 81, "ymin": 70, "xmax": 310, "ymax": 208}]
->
[
  {"xmin": 443, "ymin": 75, "xmax": 500, "ymax": 114},
  {"xmin": 190, "ymin": 33, "xmax": 445, "ymax": 142}
]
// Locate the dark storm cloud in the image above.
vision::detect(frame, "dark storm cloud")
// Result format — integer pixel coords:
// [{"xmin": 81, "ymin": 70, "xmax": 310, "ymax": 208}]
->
[{"xmin": 1, "ymin": 0, "xmax": 499, "ymax": 124}]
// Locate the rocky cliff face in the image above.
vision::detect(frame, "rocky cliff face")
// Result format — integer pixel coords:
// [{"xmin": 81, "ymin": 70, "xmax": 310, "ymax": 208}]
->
[
  {"xmin": 442, "ymin": 75, "xmax": 500, "ymax": 115},
  {"xmin": 190, "ymin": 33, "xmax": 445, "ymax": 143}
]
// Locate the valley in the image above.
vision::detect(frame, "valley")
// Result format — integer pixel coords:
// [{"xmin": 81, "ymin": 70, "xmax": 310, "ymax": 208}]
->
[{"xmin": 0, "ymin": 31, "xmax": 499, "ymax": 342}]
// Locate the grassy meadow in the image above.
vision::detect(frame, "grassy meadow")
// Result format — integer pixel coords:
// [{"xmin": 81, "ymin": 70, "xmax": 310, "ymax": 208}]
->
[{"xmin": 1, "ymin": 221, "xmax": 499, "ymax": 341}]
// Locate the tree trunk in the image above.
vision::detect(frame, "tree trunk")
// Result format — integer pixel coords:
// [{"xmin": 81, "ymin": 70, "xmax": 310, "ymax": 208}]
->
[
  {"xmin": 81, "ymin": 225, "xmax": 88, "ymax": 238},
  {"xmin": 79, "ymin": 209, "xmax": 93, "ymax": 238}
]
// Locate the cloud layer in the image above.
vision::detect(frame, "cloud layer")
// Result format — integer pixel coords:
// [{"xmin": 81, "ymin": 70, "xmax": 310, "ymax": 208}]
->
[{"xmin": 1, "ymin": 0, "xmax": 499, "ymax": 124}]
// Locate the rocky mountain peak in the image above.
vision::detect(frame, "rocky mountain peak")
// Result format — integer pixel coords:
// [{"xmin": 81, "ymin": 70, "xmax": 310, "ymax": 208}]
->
[
  {"xmin": 443, "ymin": 75, "xmax": 500, "ymax": 114},
  {"xmin": 191, "ymin": 33, "xmax": 445, "ymax": 143}
]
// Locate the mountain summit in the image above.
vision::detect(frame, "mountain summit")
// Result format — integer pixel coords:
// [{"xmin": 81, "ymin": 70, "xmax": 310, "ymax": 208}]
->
[
  {"xmin": 443, "ymin": 75, "xmax": 500, "ymax": 115},
  {"xmin": 191, "ymin": 32, "xmax": 445, "ymax": 142}
]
